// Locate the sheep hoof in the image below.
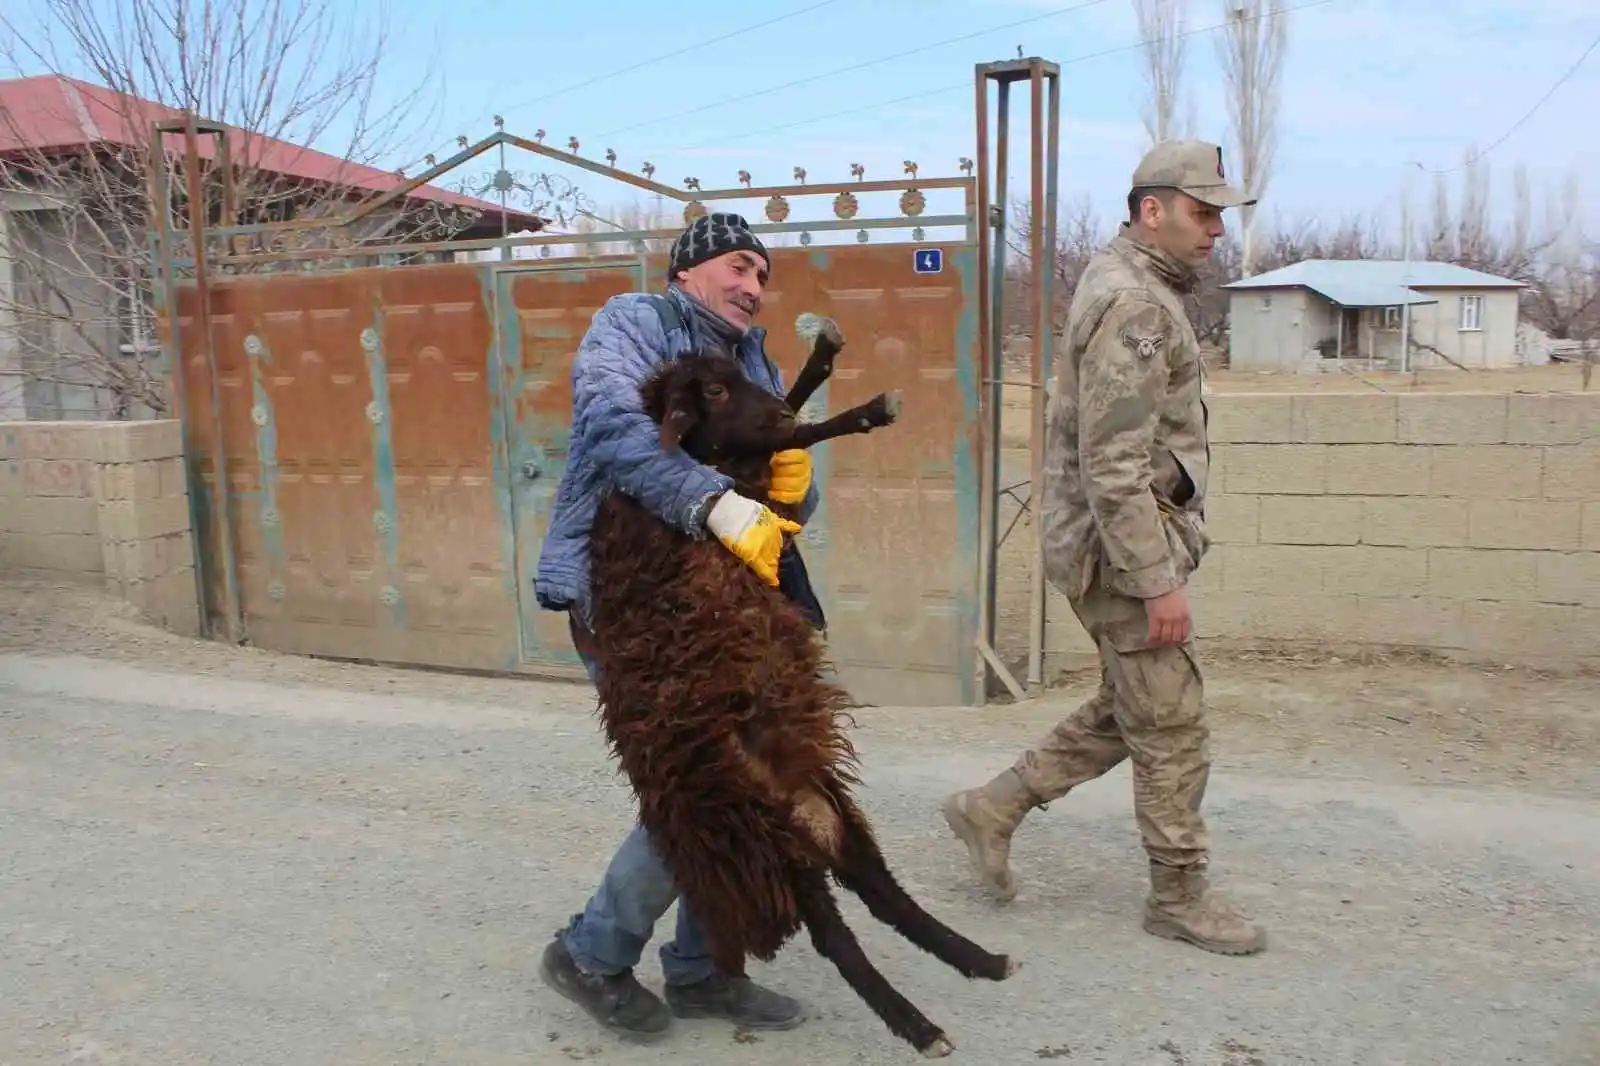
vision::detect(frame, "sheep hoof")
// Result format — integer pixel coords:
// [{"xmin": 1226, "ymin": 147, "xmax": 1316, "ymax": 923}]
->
[
  {"xmin": 883, "ymin": 390, "xmax": 903, "ymax": 421},
  {"xmin": 821, "ymin": 317, "xmax": 844, "ymax": 349},
  {"xmin": 796, "ymin": 313, "xmax": 843, "ymax": 351},
  {"xmin": 921, "ymin": 1035, "xmax": 956, "ymax": 1058}
]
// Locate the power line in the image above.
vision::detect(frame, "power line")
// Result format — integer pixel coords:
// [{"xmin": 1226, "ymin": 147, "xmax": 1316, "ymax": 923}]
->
[
  {"xmin": 1418, "ymin": 27, "xmax": 1600, "ymax": 175},
  {"xmin": 385, "ymin": 4, "xmax": 846, "ymax": 182},
  {"xmin": 498, "ymin": 1, "xmax": 843, "ymax": 114},
  {"xmin": 394, "ymin": 0, "xmax": 1333, "ymax": 193},
  {"xmin": 593, "ymin": 0, "xmax": 1120, "ymax": 141},
  {"xmin": 670, "ymin": 0, "xmax": 1339, "ymax": 154}
]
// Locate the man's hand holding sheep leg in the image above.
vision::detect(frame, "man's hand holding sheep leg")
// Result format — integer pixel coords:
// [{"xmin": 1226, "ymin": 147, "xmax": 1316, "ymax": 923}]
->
[
  {"xmin": 706, "ymin": 490, "xmax": 802, "ymax": 587},
  {"xmin": 767, "ymin": 448, "xmax": 812, "ymax": 505}
]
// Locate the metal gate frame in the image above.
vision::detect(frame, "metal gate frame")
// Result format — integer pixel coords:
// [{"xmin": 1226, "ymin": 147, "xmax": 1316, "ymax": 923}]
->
[
  {"xmin": 142, "ymin": 104, "xmax": 1046, "ymax": 704},
  {"xmin": 972, "ymin": 57, "xmax": 1063, "ymax": 706}
]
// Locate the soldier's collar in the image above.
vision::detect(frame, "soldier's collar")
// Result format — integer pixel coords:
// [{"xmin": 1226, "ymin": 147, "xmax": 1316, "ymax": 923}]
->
[{"xmin": 1114, "ymin": 224, "xmax": 1199, "ymax": 294}]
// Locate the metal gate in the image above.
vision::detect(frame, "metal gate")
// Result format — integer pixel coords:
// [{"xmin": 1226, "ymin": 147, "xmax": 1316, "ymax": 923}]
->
[{"xmin": 152, "ymin": 123, "xmax": 988, "ymax": 706}]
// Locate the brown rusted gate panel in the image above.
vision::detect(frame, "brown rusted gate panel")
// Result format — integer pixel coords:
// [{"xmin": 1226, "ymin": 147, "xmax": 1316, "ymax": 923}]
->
[
  {"xmin": 749, "ymin": 244, "xmax": 980, "ymax": 707},
  {"xmin": 175, "ymin": 262, "xmax": 523, "ymax": 670},
  {"xmin": 178, "ymin": 245, "xmax": 983, "ymax": 704}
]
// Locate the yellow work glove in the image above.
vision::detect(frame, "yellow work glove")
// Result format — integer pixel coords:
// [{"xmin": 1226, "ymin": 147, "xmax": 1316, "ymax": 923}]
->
[
  {"xmin": 705, "ymin": 491, "xmax": 802, "ymax": 587},
  {"xmin": 768, "ymin": 448, "xmax": 813, "ymax": 506}
]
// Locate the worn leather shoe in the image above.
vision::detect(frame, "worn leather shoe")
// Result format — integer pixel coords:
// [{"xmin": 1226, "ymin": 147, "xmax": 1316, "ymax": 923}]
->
[
  {"xmin": 539, "ymin": 933, "xmax": 672, "ymax": 1041},
  {"xmin": 664, "ymin": 973, "xmax": 806, "ymax": 1030}
]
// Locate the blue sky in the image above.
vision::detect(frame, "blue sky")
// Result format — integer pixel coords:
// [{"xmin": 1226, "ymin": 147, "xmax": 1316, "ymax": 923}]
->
[
  {"xmin": 15, "ymin": 0, "xmax": 1600, "ymax": 244},
  {"xmin": 388, "ymin": 0, "xmax": 1599, "ymax": 243}
]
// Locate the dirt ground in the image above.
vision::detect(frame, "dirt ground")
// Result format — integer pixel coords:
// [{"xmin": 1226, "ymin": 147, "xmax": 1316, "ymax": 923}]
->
[
  {"xmin": 3, "ymin": 571, "xmax": 1597, "ymax": 799},
  {"xmin": 1, "ymin": 571, "xmax": 1597, "ymax": 1066}
]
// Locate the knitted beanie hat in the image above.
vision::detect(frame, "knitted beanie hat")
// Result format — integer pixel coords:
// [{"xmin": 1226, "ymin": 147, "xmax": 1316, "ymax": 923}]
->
[{"xmin": 667, "ymin": 211, "xmax": 771, "ymax": 278}]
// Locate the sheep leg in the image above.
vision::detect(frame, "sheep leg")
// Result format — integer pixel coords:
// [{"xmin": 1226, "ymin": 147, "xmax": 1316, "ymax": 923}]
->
[
  {"xmin": 834, "ymin": 809, "xmax": 1017, "ymax": 983},
  {"xmin": 786, "ymin": 314, "xmax": 845, "ymax": 412},
  {"xmin": 786, "ymin": 391, "xmax": 902, "ymax": 449},
  {"xmin": 795, "ymin": 867, "xmax": 955, "ymax": 1058}
]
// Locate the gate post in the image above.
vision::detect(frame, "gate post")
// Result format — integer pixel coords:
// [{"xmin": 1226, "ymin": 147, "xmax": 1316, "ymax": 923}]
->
[
  {"xmin": 972, "ymin": 57, "xmax": 1061, "ymax": 706},
  {"xmin": 148, "ymin": 114, "xmax": 246, "ymax": 644}
]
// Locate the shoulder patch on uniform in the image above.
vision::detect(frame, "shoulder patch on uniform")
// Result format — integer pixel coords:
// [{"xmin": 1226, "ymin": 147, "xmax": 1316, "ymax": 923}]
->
[{"xmin": 1120, "ymin": 327, "xmax": 1165, "ymax": 361}]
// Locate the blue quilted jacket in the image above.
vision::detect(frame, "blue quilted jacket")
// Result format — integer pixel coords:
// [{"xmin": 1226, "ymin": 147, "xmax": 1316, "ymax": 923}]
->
[{"xmin": 533, "ymin": 284, "xmax": 820, "ymax": 625}]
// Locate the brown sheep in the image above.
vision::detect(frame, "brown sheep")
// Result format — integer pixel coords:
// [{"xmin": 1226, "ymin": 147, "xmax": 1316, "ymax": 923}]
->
[{"xmin": 582, "ymin": 317, "xmax": 1017, "ymax": 1058}]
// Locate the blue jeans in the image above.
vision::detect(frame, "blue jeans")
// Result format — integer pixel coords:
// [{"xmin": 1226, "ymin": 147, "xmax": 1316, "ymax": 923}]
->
[{"xmin": 559, "ymin": 650, "xmax": 717, "ymax": 986}]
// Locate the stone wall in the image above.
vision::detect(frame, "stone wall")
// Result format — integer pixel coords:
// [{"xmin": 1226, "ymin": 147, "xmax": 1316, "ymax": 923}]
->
[
  {"xmin": 1043, "ymin": 391, "xmax": 1600, "ymax": 674},
  {"xmin": 0, "ymin": 420, "xmax": 200, "ymax": 637},
  {"xmin": 8, "ymin": 393, "xmax": 1597, "ymax": 678}
]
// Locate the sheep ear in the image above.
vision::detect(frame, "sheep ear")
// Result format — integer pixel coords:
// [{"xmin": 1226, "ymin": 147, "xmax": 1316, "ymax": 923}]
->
[{"xmin": 658, "ymin": 396, "xmax": 698, "ymax": 451}]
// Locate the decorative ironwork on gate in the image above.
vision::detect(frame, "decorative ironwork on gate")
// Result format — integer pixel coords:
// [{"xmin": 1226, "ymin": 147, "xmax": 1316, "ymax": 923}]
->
[{"xmin": 149, "ymin": 120, "xmax": 980, "ymax": 277}]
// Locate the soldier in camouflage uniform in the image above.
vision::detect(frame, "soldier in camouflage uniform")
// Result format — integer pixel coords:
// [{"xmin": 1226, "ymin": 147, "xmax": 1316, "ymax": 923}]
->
[{"xmin": 941, "ymin": 139, "xmax": 1267, "ymax": 956}]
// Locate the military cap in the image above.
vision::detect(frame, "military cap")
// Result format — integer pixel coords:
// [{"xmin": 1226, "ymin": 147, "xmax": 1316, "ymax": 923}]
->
[{"xmin": 1131, "ymin": 139, "xmax": 1257, "ymax": 209}]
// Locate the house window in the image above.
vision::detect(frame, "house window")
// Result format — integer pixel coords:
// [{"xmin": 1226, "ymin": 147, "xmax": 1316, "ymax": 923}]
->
[
  {"xmin": 1458, "ymin": 295, "xmax": 1483, "ymax": 331},
  {"xmin": 117, "ymin": 265, "xmax": 160, "ymax": 358},
  {"xmin": 1380, "ymin": 306, "xmax": 1402, "ymax": 330}
]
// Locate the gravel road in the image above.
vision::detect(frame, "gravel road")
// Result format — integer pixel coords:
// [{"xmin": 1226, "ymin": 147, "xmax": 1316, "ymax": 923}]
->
[{"xmin": 1, "ymin": 605, "xmax": 1596, "ymax": 1066}]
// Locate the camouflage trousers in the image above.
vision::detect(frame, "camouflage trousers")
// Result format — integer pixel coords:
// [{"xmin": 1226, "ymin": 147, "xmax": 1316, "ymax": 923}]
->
[{"xmin": 1013, "ymin": 581, "xmax": 1211, "ymax": 867}]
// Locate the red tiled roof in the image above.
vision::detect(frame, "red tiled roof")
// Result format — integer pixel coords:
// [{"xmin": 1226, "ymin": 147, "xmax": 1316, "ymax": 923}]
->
[{"xmin": 0, "ymin": 74, "xmax": 545, "ymax": 230}]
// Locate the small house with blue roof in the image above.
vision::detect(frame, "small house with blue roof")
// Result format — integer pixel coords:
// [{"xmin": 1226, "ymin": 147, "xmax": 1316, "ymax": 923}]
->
[{"xmin": 1223, "ymin": 259, "xmax": 1526, "ymax": 372}]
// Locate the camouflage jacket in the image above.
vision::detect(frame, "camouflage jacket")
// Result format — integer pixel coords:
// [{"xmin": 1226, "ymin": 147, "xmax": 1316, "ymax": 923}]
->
[{"xmin": 1038, "ymin": 225, "xmax": 1211, "ymax": 604}]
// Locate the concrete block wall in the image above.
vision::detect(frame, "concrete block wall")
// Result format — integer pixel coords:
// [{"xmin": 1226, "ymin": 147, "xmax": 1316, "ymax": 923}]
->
[
  {"xmin": 0, "ymin": 420, "xmax": 201, "ymax": 637},
  {"xmin": 1044, "ymin": 391, "xmax": 1600, "ymax": 674}
]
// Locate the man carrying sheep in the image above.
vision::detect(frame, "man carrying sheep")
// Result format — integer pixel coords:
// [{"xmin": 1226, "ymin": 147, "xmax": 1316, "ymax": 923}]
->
[
  {"xmin": 531, "ymin": 211, "xmax": 814, "ymax": 1040},
  {"xmin": 940, "ymin": 139, "xmax": 1268, "ymax": 957}
]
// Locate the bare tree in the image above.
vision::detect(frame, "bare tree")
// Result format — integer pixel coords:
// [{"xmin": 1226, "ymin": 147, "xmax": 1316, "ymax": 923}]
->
[
  {"xmin": 1001, "ymin": 193, "xmax": 1110, "ymax": 337},
  {"xmin": 1216, "ymin": 0, "xmax": 1288, "ymax": 277},
  {"xmin": 1509, "ymin": 162, "xmax": 1534, "ymax": 269},
  {"xmin": 1410, "ymin": 150, "xmax": 1542, "ymax": 283},
  {"xmin": 1425, "ymin": 171, "xmax": 1453, "ymax": 262},
  {"xmin": 0, "ymin": 0, "xmax": 468, "ymax": 420},
  {"xmin": 1133, "ymin": 0, "xmax": 1191, "ymax": 146},
  {"xmin": 1455, "ymin": 148, "xmax": 1492, "ymax": 268},
  {"xmin": 1524, "ymin": 171, "xmax": 1600, "ymax": 356},
  {"xmin": 1455, "ymin": 153, "xmax": 1540, "ymax": 281},
  {"xmin": 568, "ymin": 197, "xmax": 684, "ymax": 257}
]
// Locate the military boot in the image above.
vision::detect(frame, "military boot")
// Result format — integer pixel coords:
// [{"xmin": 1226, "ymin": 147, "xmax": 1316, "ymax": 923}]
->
[
  {"xmin": 1142, "ymin": 861, "xmax": 1267, "ymax": 956},
  {"xmin": 940, "ymin": 768, "xmax": 1040, "ymax": 902}
]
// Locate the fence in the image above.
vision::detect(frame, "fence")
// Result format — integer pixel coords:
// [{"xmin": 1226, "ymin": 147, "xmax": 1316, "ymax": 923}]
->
[
  {"xmin": 1037, "ymin": 390, "xmax": 1600, "ymax": 674},
  {"xmin": 0, "ymin": 418, "xmax": 201, "ymax": 635}
]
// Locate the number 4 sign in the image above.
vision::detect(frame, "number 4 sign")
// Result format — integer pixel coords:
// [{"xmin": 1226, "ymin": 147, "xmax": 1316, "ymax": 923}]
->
[{"xmin": 913, "ymin": 247, "xmax": 943, "ymax": 275}]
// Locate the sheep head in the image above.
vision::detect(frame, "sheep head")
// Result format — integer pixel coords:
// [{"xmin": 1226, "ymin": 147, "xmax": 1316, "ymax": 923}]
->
[{"xmin": 641, "ymin": 355, "xmax": 796, "ymax": 462}]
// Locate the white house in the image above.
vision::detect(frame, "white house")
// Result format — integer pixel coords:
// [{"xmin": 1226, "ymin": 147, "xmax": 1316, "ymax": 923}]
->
[{"xmin": 1224, "ymin": 259, "xmax": 1527, "ymax": 372}]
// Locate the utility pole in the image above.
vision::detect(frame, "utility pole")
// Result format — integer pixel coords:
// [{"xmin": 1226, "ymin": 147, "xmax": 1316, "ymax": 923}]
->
[{"xmin": 1399, "ymin": 160, "xmax": 1424, "ymax": 373}]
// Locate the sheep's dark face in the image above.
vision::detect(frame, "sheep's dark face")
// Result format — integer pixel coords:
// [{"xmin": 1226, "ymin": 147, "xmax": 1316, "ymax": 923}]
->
[{"xmin": 642, "ymin": 354, "xmax": 796, "ymax": 461}]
